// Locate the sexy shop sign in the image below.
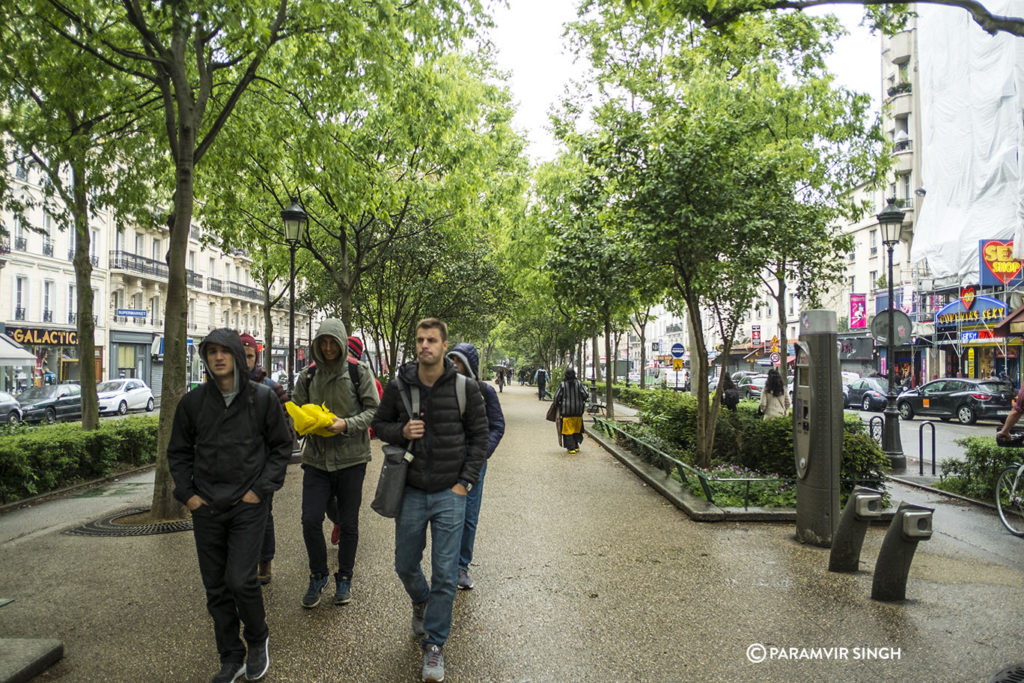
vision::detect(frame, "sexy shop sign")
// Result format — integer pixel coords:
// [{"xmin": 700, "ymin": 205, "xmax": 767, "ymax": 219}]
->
[{"xmin": 979, "ymin": 239, "xmax": 1024, "ymax": 286}]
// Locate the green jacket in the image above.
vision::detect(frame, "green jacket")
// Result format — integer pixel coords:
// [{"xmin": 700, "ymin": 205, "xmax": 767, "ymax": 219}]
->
[{"xmin": 293, "ymin": 319, "xmax": 380, "ymax": 471}]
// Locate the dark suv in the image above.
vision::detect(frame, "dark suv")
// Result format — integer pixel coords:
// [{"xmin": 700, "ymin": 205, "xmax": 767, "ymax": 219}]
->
[{"xmin": 896, "ymin": 378, "xmax": 1015, "ymax": 425}]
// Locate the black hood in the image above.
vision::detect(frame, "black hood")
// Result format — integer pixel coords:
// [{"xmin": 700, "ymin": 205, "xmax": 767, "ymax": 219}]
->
[{"xmin": 198, "ymin": 328, "xmax": 248, "ymax": 395}]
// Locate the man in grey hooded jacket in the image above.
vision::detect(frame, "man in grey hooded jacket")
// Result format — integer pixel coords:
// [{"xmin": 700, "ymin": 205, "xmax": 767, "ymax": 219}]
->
[
  {"xmin": 168, "ymin": 328, "xmax": 293, "ymax": 683},
  {"xmin": 293, "ymin": 318, "xmax": 380, "ymax": 609}
]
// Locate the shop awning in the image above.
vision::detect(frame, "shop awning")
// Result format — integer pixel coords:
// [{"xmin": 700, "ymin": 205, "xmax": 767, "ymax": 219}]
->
[{"xmin": 0, "ymin": 334, "xmax": 36, "ymax": 365}]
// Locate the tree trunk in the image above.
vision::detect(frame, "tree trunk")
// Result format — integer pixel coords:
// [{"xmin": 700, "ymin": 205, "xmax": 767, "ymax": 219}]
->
[
  {"xmin": 151, "ymin": 152, "xmax": 196, "ymax": 520},
  {"xmin": 775, "ymin": 275, "xmax": 788, "ymax": 383},
  {"xmin": 591, "ymin": 335, "xmax": 601, "ymax": 382},
  {"xmin": 603, "ymin": 314, "xmax": 615, "ymax": 420},
  {"xmin": 263, "ymin": 289, "xmax": 274, "ymax": 374},
  {"xmin": 71, "ymin": 153, "xmax": 98, "ymax": 430}
]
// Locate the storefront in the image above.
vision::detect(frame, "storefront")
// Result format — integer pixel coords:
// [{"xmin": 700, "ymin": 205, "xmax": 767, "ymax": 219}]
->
[
  {"xmin": 7, "ymin": 325, "xmax": 86, "ymax": 388},
  {"xmin": 109, "ymin": 330, "xmax": 154, "ymax": 384},
  {"xmin": 933, "ymin": 294, "xmax": 1018, "ymax": 380}
]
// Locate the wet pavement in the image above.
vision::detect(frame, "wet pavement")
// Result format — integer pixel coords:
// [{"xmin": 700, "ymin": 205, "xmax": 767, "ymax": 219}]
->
[{"xmin": 1, "ymin": 383, "xmax": 1023, "ymax": 682}]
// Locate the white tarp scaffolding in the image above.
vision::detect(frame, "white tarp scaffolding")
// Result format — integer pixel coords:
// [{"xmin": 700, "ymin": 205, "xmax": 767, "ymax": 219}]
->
[{"xmin": 911, "ymin": 1, "xmax": 1024, "ymax": 280}]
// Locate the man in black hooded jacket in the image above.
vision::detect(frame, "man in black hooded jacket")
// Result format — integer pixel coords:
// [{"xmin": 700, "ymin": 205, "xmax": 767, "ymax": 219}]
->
[{"xmin": 168, "ymin": 328, "xmax": 293, "ymax": 683}]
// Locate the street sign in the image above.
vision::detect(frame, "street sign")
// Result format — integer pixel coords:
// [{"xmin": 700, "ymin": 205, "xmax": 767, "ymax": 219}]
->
[
  {"xmin": 672, "ymin": 358, "xmax": 683, "ymax": 371},
  {"xmin": 770, "ymin": 352, "xmax": 781, "ymax": 364},
  {"xmin": 670, "ymin": 343, "xmax": 685, "ymax": 358}
]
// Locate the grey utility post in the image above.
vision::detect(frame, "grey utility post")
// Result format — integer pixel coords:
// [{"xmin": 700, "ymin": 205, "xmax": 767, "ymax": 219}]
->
[
  {"xmin": 793, "ymin": 310, "xmax": 843, "ymax": 547},
  {"xmin": 828, "ymin": 486, "xmax": 883, "ymax": 572},
  {"xmin": 871, "ymin": 502, "xmax": 934, "ymax": 601}
]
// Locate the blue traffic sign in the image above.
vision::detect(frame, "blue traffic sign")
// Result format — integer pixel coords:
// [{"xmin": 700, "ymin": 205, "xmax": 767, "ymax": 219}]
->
[{"xmin": 671, "ymin": 343, "xmax": 685, "ymax": 358}]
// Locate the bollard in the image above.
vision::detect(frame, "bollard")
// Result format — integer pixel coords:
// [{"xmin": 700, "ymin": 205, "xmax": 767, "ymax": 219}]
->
[
  {"xmin": 871, "ymin": 502, "xmax": 933, "ymax": 601},
  {"xmin": 828, "ymin": 486, "xmax": 883, "ymax": 573}
]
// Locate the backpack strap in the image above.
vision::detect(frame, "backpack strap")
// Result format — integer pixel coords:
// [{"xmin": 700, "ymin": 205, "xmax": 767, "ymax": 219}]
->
[
  {"xmin": 392, "ymin": 374, "xmax": 420, "ymax": 419},
  {"xmin": 455, "ymin": 373, "xmax": 466, "ymax": 417}
]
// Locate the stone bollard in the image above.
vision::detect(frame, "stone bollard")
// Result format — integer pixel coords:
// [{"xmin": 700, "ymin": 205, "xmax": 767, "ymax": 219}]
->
[
  {"xmin": 871, "ymin": 502, "xmax": 933, "ymax": 601},
  {"xmin": 828, "ymin": 486, "xmax": 883, "ymax": 573}
]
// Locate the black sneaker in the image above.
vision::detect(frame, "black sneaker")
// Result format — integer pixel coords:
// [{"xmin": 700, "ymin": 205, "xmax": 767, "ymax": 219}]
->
[
  {"xmin": 211, "ymin": 662, "xmax": 245, "ymax": 683},
  {"xmin": 456, "ymin": 568, "xmax": 474, "ymax": 590},
  {"xmin": 411, "ymin": 600, "xmax": 427, "ymax": 637},
  {"xmin": 245, "ymin": 636, "xmax": 269, "ymax": 681},
  {"xmin": 301, "ymin": 573, "xmax": 329, "ymax": 609},
  {"xmin": 334, "ymin": 574, "xmax": 352, "ymax": 605}
]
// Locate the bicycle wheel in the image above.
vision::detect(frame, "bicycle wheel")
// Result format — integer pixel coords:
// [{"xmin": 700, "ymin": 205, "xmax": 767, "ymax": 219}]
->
[{"xmin": 996, "ymin": 466, "xmax": 1024, "ymax": 537}]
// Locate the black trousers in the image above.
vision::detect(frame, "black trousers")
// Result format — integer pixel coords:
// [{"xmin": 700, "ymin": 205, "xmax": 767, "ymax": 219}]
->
[
  {"xmin": 192, "ymin": 500, "xmax": 269, "ymax": 665},
  {"xmin": 301, "ymin": 463, "xmax": 366, "ymax": 579},
  {"xmin": 260, "ymin": 492, "xmax": 275, "ymax": 562}
]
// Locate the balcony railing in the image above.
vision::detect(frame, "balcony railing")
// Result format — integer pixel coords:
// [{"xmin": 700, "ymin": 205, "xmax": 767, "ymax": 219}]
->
[
  {"xmin": 186, "ymin": 270, "xmax": 204, "ymax": 288},
  {"xmin": 894, "ymin": 139, "xmax": 913, "ymax": 153},
  {"xmin": 14, "ymin": 237, "xmax": 27, "ymax": 252},
  {"xmin": 228, "ymin": 281, "xmax": 262, "ymax": 301},
  {"xmin": 68, "ymin": 313, "xmax": 99, "ymax": 326},
  {"xmin": 14, "ymin": 307, "xmax": 25, "ymax": 321},
  {"xmin": 109, "ymin": 250, "xmax": 169, "ymax": 279},
  {"xmin": 887, "ymin": 82, "xmax": 912, "ymax": 97},
  {"xmin": 208, "ymin": 277, "xmax": 223, "ymax": 293},
  {"xmin": 42, "ymin": 241, "xmax": 54, "ymax": 257},
  {"xmin": 42, "ymin": 309, "xmax": 53, "ymax": 323},
  {"xmin": 68, "ymin": 248, "xmax": 75, "ymax": 261}
]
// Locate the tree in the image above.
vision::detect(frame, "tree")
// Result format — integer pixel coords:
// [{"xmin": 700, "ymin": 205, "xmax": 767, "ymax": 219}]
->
[
  {"xmin": 570, "ymin": 5, "xmax": 885, "ymax": 466},
  {"xmin": 0, "ymin": 4, "xmax": 161, "ymax": 430},
  {"xmin": 628, "ymin": 0, "xmax": 1024, "ymax": 38}
]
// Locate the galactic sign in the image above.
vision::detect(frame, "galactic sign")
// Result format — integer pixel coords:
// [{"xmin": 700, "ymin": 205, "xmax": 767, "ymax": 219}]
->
[{"xmin": 8, "ymin": 326, "xmax": 78, "ymax": 346}]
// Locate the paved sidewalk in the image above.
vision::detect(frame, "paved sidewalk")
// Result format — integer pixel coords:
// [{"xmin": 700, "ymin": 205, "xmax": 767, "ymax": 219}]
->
[{"xmin": 2, "ymin": 383, "xmax": 1024, "ymax": 681}]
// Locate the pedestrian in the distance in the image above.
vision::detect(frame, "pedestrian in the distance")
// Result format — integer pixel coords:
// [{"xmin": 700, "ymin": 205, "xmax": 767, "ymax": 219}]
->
[
  {"xmin": 447, "ymin": 342, "xmax": 505, "ymax": 591},
  {"xmin": 552, "ymin": 368, "xmax": 589, "ymax": 453},
  {"xmin": 239, "ymin": 333, "xmax": 289, "ymax": 586},
  {"xmin": 535, "ymin": 367, "xmax": 548, "ymax": 400},
  {"xmin": 168, "ymin": 328, "xmax": 293, "ymax": 683},
  {"xmin": 758, "ymin": 368, "xmax": 790, "ymax": 418},
  {"xmin": 496, "ymin": 367, "xmax": 505, "ymax": 393},
  {"xmin": 720, "ymin": 374, "xmax": 740, "ymax": 412}
]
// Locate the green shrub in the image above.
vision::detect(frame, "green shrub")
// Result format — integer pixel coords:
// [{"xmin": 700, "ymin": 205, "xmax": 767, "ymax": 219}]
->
[
  {"xmin": 0, "ymin": 416, "xmax": 159, "ymax": 504},
  {"xmin": 935, "ymin": 436, "xmax": 1021, "ymax": 500}
]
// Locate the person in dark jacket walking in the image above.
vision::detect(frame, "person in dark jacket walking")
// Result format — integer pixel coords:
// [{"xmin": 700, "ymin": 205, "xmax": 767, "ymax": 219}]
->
[
  {"xmin": 535, "ymin": 367, "xmax": 549, "ymax": 400},
  {"xmin": 239, "ymin": 333, "xmax": 288, "ymax": 586},
  {"xmin": 371, "ymin": 318, "xmax": 489, "ymax": 683},
  {"xmin": 552, "ymin": 368, "xmax": 589, "ymax": 453},
  {"xmin": 720, "ymin": 374, "xmax": 740, "ymax": 412},
  {"xmin": 168, "ymin": 328, "xmax": 293, "ymax": 683},
  {"xmin": 447, "ymin": 342, "xmax": 505, "ymax": 591},
  {"xmin": 293, "ymin": 319, "xmax": 380, "ymax": 609}
]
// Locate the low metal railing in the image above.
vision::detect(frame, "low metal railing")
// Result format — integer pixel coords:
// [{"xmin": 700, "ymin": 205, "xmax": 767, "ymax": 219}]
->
[{"xmin": 593, "ymin": 417, "xmax": 796, "ymax": 509}]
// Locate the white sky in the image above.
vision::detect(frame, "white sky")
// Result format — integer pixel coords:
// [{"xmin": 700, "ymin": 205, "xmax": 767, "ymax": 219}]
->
[{"xmin": 488, "ymin": 2, "xmax": 882, "ymax": 163}]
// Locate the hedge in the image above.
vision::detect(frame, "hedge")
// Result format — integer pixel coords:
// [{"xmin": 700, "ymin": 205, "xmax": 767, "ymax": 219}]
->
[
  {"xmin": 619, "ymin": 387, "xmax": 889, "ymax": 494},
  {"xmin": 0, "ymin": 416, "xmax": 159, "ymax": 504},
  {"xmin": 935, "ymin": 436, "xmax": 1024, "ymax": 500}
]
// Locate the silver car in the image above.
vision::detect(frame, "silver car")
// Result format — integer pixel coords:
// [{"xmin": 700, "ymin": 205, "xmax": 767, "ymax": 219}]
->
[{"xmin": 97, "ymin": 379, "xmax": 155, "ymax": 415}]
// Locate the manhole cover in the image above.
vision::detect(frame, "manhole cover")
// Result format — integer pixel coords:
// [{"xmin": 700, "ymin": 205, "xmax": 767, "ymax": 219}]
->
[
  {"xmin": 990, "ymin": 664, "xmax": 1024, "ymax": 682},
  {"xmin": 64, "ymin": 507, "xmax": 192, "ymax": 537}
]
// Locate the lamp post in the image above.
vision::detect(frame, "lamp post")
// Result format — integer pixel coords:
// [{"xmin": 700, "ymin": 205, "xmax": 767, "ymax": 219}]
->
[
  {"xmin": 877, "ymin": 198, "xmax": 907, "ymax": 472},
  {"xmin": 281, "ymin": 199, "xmax": 308, "ymax": 395}
]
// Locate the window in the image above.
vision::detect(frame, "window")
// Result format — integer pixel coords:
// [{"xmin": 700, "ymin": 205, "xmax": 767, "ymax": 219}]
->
[
  {"xmin": 787, "ymin": 294, "xmax": 795, "ymax": 316},
  {"xmin": 209, "ymin": 258, "xmax": 216, "ymax": 278},
  {"xmin": 870, "ymin": 270, "xmax": 878, "ymax": 288},
  {"xmin": 115, "ymin": 227, "xmax": 125, "ymax": 252},
  {"xmin": 152, "ymin": 239, "xmax": 161, "ymax": 262},
  {"xmin": 898, "ymin": 62, "xmax": 909, "ymax": 84},
  {"xmin": 901, "ymin": 173, "xmax": 912, "ymax": 204},
  {"xmin": 132, "ymin": 292, "xmax": 143, "ymax": 310},
  {"xmin": 135, "ymin": 232, "xmax": 144, "ymax": 255},
  {"xmin": 188, "ymin": 251, "xmax": 196, "ymax": 272},
  {"xmin": 15, "ymin": 277, "xmax": 27, "ymax": 320},
  {"xmin": 151, "ymin": 296, "xmax": 161, "ymax": 325},
  {"xmin": 223, "ymin": 311, "xmax": 230, "ymax": 327},
  {"xmin": 848, "ymin": 276, "xmax": 856, "ymax": 291},
  {"xmin": 67, "ymin": 285, "xmax": 75, "ymax": 324},
  {"xmin": 43, "ymin": 281, "xmax": 53, "ymax": 322},
  {"xmin": 869, "ymin": 230, "xmax": 878, "ymax": 256}
]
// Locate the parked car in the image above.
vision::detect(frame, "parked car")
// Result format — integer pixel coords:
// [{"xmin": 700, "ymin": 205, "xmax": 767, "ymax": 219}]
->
[
  {"xmin": 19, "ymin": 383, "xmax": 82, "ymax": 423},
  {"xmin": 97, "ymin": 378, "xmax": 155, "ymax": 415},
  {"xmin": 897, "ymin": 378, "xmax": 1015, "ymax": 425},
  {"xmin": 737, "ymin": 375, "xmax": 768, "ymax": 400},
  {"xmin": 846, "ymin": 377, "xmax": 889, "ymax": 411},
  {"xmin": 0, "ymin": 391, "xmax": 21, "ymax": 424},
  {"xmin": 732, "ymin": 370, "xmax": 764, "ymax": 386}
]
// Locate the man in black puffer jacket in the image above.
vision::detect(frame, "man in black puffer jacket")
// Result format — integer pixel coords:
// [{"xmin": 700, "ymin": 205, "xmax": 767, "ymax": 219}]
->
[
  {"xmin": 168, "ymin": 328, "xmax": 293, "ymax": 683},
  {"xmin": 372, "ymin": 318, "xmax": 488, "ymax": 683}
]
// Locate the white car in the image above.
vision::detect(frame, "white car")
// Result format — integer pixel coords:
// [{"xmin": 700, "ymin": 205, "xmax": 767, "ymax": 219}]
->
[{"xmin": 97, "ymin": 378, "xmax": 155, "ymax": 415}]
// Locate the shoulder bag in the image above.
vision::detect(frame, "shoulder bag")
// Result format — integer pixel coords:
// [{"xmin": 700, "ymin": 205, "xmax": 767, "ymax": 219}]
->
[{"xmin": 371, "ymin": 377, "xmax": 420, "ymax": 518}]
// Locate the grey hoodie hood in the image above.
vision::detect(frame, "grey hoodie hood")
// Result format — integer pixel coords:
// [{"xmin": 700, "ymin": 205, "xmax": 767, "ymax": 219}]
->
[
  {"xmin": 310, "ymin": 318, "xmax": 349, "ymax": 370},
  {"xmin": 198, "ymin": 328, "xmax": 247, "ymax": 400},
  {"xmin": 448, "ymin": 342, "xmax": 479, "ymax": 380}
]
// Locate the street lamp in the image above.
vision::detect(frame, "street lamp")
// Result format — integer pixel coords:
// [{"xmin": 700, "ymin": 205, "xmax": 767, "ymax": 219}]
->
[
  {"xmin": 281, "ymin": 199, "xmax": 307, "ymax": 394},
  {"xmin": 877, "ymin": 198, "xmax": 906, "ymax": 471}
]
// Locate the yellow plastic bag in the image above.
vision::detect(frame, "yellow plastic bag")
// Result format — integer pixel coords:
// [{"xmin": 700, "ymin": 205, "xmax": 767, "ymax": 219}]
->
[{"xmin": 285, "ymin": 402, "xmax": 339, "ymax": 437}]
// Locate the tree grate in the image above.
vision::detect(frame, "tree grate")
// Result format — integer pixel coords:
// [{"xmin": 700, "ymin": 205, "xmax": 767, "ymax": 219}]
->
[
  {"xmin": 64, "ymin": 507, "xmax": 192, "ymax": 537},
  {"xmin": 990, "ymin": 665, "xmax": 1024, "ymax": 683}
]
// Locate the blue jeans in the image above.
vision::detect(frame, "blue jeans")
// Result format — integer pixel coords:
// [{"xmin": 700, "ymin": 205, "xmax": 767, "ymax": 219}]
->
[
  {"xmin": 458, "ymin": 460, "xmax": 487, "ymax": 571},
  {"xmin": 394, "ymin": 486, "xmax": 466, "ymax": 648}
]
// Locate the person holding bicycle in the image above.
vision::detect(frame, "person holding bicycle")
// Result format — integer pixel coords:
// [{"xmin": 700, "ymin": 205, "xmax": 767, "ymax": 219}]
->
[{"xmin": 996, "ymin": 384, "xmax": 1024, "ymax": 444}]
